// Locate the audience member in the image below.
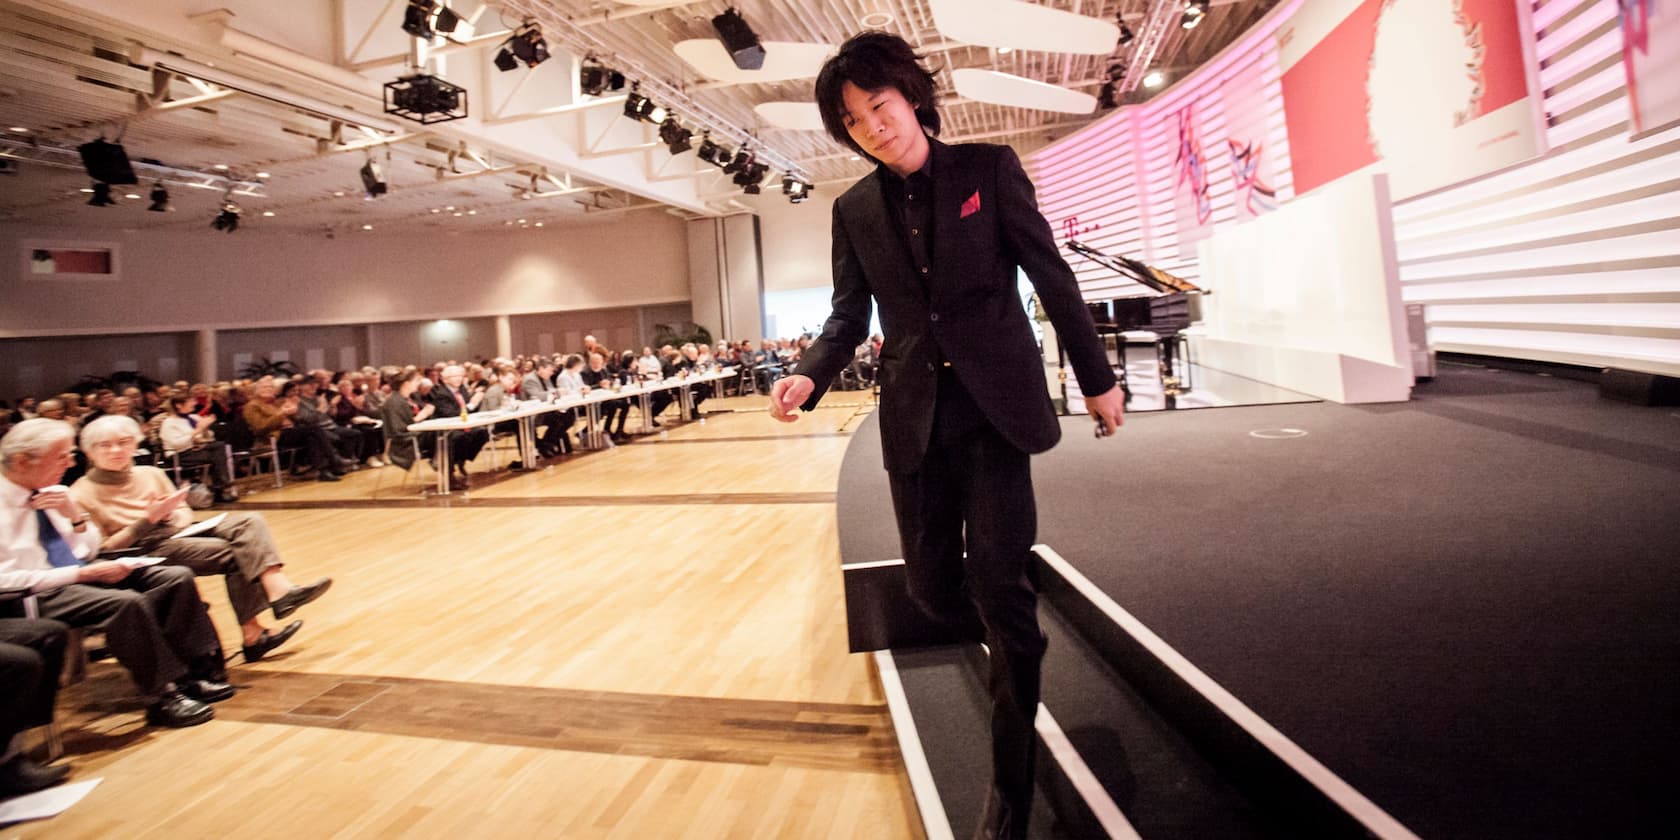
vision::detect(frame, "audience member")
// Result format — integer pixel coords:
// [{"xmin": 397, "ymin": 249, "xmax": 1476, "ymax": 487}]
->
[
  {"xmin": 70, "ymin": 415, "xmax": 332, "ymax": 661},
  {"xmin": 427, "ymin": 365, "xmax": 489, "ymax": 483},
  {"xmin": 159, "ymin": 393, "xmax": 238, "ymax": 504},
  {"xmin": 0, "ymin": 615, "xmax": 70, "ymax": 796}
]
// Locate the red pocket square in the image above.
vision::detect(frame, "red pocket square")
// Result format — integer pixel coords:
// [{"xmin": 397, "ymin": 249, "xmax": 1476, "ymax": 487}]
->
[{"xmin": 959, "ymin": 190, "xmax": 981, "ymax": 219}]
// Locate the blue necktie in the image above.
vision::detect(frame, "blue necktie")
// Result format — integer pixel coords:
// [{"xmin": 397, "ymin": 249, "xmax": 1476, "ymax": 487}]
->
[{"xmin": 35, "ymin": 509, "xmax": 81, "ymax": 568}]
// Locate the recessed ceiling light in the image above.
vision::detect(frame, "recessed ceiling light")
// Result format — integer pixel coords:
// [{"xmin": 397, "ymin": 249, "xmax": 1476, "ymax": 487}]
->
[
  {"xmin": 124, "ymin": 193, "xmax": 140, "ymax": 199},
  {"xmin": 79, "ymin": 187, "xmax": 94, "ymax": 193},
  {"xmin": 333, "ymin": 190, "xmax": 346, "ymax": 197},
  {"xmin": 467, "ymin": 209, "xmax": 476, "ymax": 215},
  {"xmin": 453, "ymin": 211, "xmax": 463, "ymax": 216},
  {"xmin": 850, "ymin": 154, "xmax": 862, "ymax": 161},
  {"xmin": 362, "ymin": 224, "xmax": 373, "ymax": 230},
  {"xmin": 504, "ymin": 220, "xmax": 513, "ymax": 226},
  {"xmin": 997, "ymin": 46, "xmax": 1013, "ymax": 55},
  {"xmin": 262, "ymin": 210, "xmax": 275, "ymax": 217},
  {"xmin": 517, "ymin": 218, "xmax": 526, "ymax": 224},
  {"xmin": 430, "ymin": 208, "xmax": 440, "ymax": 213},
  {"xmin": 1143, "ymin": 70, "xmax": 1164, "ymax": 88},
  {"xmin": 213, "ymin": 164, "xmax": 229, "ymax": 171},
  {"xmin": 444, "ymin": 205, "xmax": 455, "ymax": 211},
  {"xmin": 534, "ymin": 222, "xmax": 543, "ymax": 227},
  {"xmin": 256, "ymin": 171, "xmax": 270, "ymax": 178},
  {"xmin": 9, "ymin": 127, "xmax": 28, "ymax": 133},
  {"xmin": 860, "ymin": 11, "xmax": 894, "ymax": 28}
]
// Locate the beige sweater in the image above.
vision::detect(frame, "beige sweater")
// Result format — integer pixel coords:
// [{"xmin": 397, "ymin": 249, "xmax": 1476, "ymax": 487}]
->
[{"xmin": 70, "ymin": 466, "xmax": 194, "ymax": 550}]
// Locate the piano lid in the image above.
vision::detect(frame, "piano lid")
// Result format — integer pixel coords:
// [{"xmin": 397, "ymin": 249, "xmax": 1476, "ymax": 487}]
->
[{"xmin": 1066, "ymin": 240, "xmax": 1204, "ymax": 296}]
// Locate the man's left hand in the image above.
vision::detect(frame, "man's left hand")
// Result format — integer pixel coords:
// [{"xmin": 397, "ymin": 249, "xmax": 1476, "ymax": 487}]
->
[
  {"xmin": 27, "ymin": 485, "xmax": 78, "ymax": 519},
  {"xmin": 1086, "ymin": 385, "xmax": 1125, "ymax": 438}
]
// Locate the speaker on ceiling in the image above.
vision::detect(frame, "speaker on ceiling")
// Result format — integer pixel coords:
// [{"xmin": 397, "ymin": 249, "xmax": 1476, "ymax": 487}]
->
[
  {"xmin": 711, "ymin": 7, "xmax": 765, "ymax": 71},
  {"xmin": 78, "ymin": 138, "xmax": 138, "ymax": 185}
]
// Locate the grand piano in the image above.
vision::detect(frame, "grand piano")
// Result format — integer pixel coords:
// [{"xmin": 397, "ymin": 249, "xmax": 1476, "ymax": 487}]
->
[{"xmin": 1065, "ymin": 240, "xmax": 1207, "ymax": 402}]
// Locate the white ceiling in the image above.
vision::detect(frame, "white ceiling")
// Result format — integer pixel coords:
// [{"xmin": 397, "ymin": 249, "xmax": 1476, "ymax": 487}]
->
[{"xmin": 0, "ymin": 0, "xmax": 1276, "ymax": 234}]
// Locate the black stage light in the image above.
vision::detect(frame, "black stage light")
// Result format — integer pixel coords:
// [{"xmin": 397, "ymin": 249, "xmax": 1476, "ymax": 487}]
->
[
  {"xmin": 1119, "ymin": 22, "xmax": 1135, "ymax": 46},
  {"xmin": 87, "ymin": 182, "xmax": 115, "ymax": 206},
  {"xmin": 659, "ymin": 117, "xmax": 693, "ymax": 154},
  {"xmin": 696, "ymin": 134, "xmax": 726, "ymax": 167},
  {"xmin": 211, "ymin": 201, "xmax": 240, "ymax": 232},
  {"xmin": 78, "ymin": 138, "xmax": 137, "ymax": 185},
  {"xmin": 494, "ymin": 48, "xmax": 519, "ymax": 72},
  {"xmin": 384, "ymin": 73, "xmax": 469, "ymax": 123},
  {"xmin": 434, "ymin": 6, "xmax": 460, "ymax": 35},
  {"xmin": 580, "ymin": 63, "xmax": 611, "ymax": 95},
  {"xmin": 622, "ymin": 84, "xmax": 658, "ymax": 122},
  {"xmin": 360, "ymin": 159, "xmax": 388, "ymax": 197},
  {"xmin": 607, "ymin": 71, "xmax": 626, "ymax": 91},
  {"xmin": 147, "ymin": 183, "xmax": 170, "ymax": 211},
  {"xmin": 722, "ymin": 149, "xmax": 750, "ymax": 174},
  {"xmin": 1181, "ymin": 1, "xmax": 1208, "ymax": 30},
  {"xmin": 711, "ymin": 7, "xmax": 765, "ymax": 71},
  {"xmin": 782, "ymin": 175, "xmax": 812, "ymax": 203},
  {"xmin": 1098, "ymin": 80, "xmax": 1120, "ymax": 109},
  {"xmin": 509, "ymin": 23, "xmax": 549, "ymax": 67},
  {"xmin": 403, "ymin": 0, "xmax": 437, "ymax": 38},
  {"xmin": 733, "ymin": 160, "xmax": 767, "ymax": 193}
]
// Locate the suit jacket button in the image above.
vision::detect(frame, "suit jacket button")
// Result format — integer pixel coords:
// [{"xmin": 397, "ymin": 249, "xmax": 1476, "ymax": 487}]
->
[{"xmin": 929, "ymin": 312, "xmax": 939, "ymax": 322}]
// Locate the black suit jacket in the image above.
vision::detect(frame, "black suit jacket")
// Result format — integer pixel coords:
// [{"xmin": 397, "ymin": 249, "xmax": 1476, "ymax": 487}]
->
[
  {"xmin": 429, "ymin": 384, "xmax": 474, "ymax": 417},
  {"xmin": 798, "ymin": 139, "xmax": 1115, "ymax": 474}
]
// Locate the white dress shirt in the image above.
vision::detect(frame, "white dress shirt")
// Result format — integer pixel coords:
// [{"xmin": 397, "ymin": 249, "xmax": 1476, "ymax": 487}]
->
[{"xmin": 1, "ymin": 474, "xmax": 101, "ymax": 593}]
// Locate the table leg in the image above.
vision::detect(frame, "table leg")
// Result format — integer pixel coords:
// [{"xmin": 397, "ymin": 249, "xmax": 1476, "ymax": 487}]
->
[
  {"xmin": 516, "ymin": 416, "xmax": 536, "ymax": 468},
  {"xmin": 434, "ymin": 432, "xmax": 451, "ymax": 495},
  {"xmin": 637, "ymin": 392, "xmax": 655, "ymax": 434}
]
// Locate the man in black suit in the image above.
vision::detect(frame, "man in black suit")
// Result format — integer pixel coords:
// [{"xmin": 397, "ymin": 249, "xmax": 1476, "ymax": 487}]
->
[
  {"xmin": 428, "ymin": 364, "xmax": 489, "ymax": 484},
  {"xmin": 770, "ymin": 32, "xmax": 1125, "ymax": 840}
]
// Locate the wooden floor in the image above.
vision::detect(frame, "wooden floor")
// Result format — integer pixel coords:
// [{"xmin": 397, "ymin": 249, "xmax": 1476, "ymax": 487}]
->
[{"xmin": 19, "ymin": 393, "xmax": 924, "ymax": 839}]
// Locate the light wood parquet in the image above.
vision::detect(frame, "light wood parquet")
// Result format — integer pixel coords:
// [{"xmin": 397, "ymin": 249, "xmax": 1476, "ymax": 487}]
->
[{"xmin": 17, "ymin": 394, "xmax": 920, "ymax": 839}]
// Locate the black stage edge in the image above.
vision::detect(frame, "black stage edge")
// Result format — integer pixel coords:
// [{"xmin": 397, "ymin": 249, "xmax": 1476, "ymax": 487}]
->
[{"xmin": 836, "ymin": 363, "xmax": 1680, "ymax": 839}]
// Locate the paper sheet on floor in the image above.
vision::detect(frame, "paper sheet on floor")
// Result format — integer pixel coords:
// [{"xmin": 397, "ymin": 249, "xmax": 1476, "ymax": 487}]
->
[{"xmin": 0, "ymin": 778, "xmax": 101, "ymax": 824}]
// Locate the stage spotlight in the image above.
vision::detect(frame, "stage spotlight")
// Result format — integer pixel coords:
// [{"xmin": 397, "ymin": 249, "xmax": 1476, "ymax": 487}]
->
[
  {"xmin": 360, "ymin": 159, "xmax": 388, "ymax": 198},
  {"xmin": 659, "ymin": 117, "xmax": 693, "ymax": 154},
  {"xmin": 384, "ymin": 73, "xmax": 469, "ymax": 123},
  {"xmin": 509, "ymin": 22, "xmax": 549, "ymax": 67},
  {"xmin": 147, "ymin": 183, "xmax": 170, "ymax": 211},
  {"xmin": 1119, "ymin": 21, "xmax": 1135, "ymax": 46},
  {"xmin": 494, "ymin": 48, "xmax": 519, "ymax": 72},
  {"xmin": 722, "ymin": 149, "xmax": 750, "ymax": 174},
  {"xmin": 782, "ymin": 175, "xmax": 812, "ymax": 204},
  {"xmin": 733, "ymin": 160, "xmax": 768, "ymax": 193},
  {"xmin": 402, "ymin": 1, "xmax": 438, "ymax": 38},
  {"xmin": 696, "ymin": 134, "xmax": 730, "ymax": 167},
  {"xmin": 1181, "ymin": 0, "xmax": 1208, "ymax": 30},
  {"xmin": 623, "ymin": 84, "xmax": 660, "ymax": 122},
  {"xmin": 87, "ymin": 182, "xmax": 115, "ymax": 206},
  {"xmin": 211, "ymin": 201, "xmax": 241, "ymax": 232},
  {"xmin": 1098, "ymin": 80, "xmax": 1121, "ymax": 109},
  {"xmin": 580, "ymin": 62, "xmax": 611, "ymax": 95},
  {"xmin": 433, "ymin": 5, "xmax": 460, "ymax": 34}
]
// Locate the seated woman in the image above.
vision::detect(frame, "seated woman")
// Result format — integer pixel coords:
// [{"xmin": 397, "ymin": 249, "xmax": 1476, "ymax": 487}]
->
[
  {"xmin": 69, "ymin": 415, "xmax": 332, "ymax": 662},
  {"xmin": 331, "ymin": 378, "xmax": 384, "ymax": 468},
  {"xmin": 159, "ymin": 393, "xmax": 237, "ymax": 504},
  {"xmin": 381, "ymin": 369, "xmax": 455, "ymax": 487}
]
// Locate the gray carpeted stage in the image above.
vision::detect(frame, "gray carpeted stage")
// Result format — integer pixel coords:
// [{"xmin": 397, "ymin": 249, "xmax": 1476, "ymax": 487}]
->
[{"xmin": 837, "ymin": 362, "xmax": 1679, "ymax": 838}]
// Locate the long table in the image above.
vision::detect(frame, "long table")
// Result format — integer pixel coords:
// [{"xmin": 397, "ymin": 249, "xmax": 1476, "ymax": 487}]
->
[{"xmin": 407, "ymin": 367, "xmax": 737, "ymax": 494}]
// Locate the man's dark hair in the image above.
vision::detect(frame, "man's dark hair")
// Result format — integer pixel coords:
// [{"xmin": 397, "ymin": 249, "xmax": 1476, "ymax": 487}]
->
[{"xmin": 814, "ymin": 31, "xmax": 940, "ymax": 161}]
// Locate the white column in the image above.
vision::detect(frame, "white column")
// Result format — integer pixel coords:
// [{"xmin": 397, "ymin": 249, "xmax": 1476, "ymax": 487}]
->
[
  {"xmin": 495, "ymin": 315, "xmax": 513, "ymax": 358},
  {"xmin": 195, "ymin": 328, "xmax": 217, "ymax": 382}
]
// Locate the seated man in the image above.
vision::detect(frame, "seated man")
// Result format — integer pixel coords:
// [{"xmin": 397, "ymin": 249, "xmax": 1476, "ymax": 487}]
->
[
  {"xmin": 70, "ymin": 415, "xmax": 332, "ymax": 661},
  {"xmin": 0, "ymin": 419, "xmax": 226, "ymax": 728},
  {"xmin": 521, "ymin": 358, "xmax": 568, "ymax": 457},
  {"xmin": 0, "ymin": 616, "xmax": 71, "ymax": 796},
  {"xmin": 332, "ymin": 378, "xmax": 384, "ymax": 468},
  {"xmin": 427, "ymin": 365, "xmax": 490, "ymax": 481},
  {"xmin": 159, "ymin": 393, "xmax": 237, "ymax": 504},
  {"xmin": 580, "ymin": 351, "xmax": 630, "ymax": 442},
  {"xmin": 293, "ymin": 380, "xmax": 361, "ymax": 468}
]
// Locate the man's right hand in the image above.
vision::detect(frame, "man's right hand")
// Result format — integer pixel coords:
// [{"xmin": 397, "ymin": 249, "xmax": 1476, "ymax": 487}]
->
[
  {"xmin": 769, "ymin": 375, "xmax": 815, "ymax": 423},
  {"xmin": 77, "ymin": 560, "xmax": 132, "ymax": 584}
]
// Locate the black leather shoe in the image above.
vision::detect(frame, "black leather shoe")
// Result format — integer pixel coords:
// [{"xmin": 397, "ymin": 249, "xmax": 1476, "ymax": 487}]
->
[
  {"xmin": 242, "ymin": 619, "xmax": 303, "ymax": 661},
  {"xmin": 0, "ymin": 754, "xmax": 71, "ymax": 797},
  {"xmin": 147, "ymin": 690, "xmax": 214, "ymax": 728},
  {"xmin": 271, "ymin": 579, "xmax": 332, "ymax": 619},
  {"xmin": 972, "ymin": 788, "xmax": 1028, "ymax": 840},
  {"xmin": 316, "ymin": 471, "xmax": 342, "ymax": 482},
  {"xmin": 179, "ymin": 677, "xmax": 236, "ymax": 703}
]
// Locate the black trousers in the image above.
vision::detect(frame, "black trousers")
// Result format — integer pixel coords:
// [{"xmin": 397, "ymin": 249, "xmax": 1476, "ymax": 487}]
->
[
  {"xmin": 30, "ymin": 566, "xmax": 223, "ymax": 697},
  {"xmin": 0, "ymin": 618, "xmax": 68, "ymax": 743},
  {"xmin": 887, "ymin": 409, "xmax": 1045, "ymax": 819},
  {"xmin": 174, "ymin": 443, "xmax": 234, "ymax": 490}
]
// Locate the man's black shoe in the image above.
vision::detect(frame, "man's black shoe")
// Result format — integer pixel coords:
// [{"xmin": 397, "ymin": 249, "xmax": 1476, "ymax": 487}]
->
[
  {"xmin": 316, "ymin": 471, "xmax": 342, "ymax": 482},
  {"xmin": 271, "ymin": 579, "xmax": 332, "ymax": 619},
  {"xmin": 242, "ymin": 619, "xmax": 303, "ymax": 662},
  {"xmin": 147, "ymin": 691, "xmax": 214, "ymax": 728},
  {"xmin": 0, "ymin": 754, "xmax": 71, "ymax": 797},
  {"xmin": 179, "ymin": 678, "xmax": 236, "ymax": 703}
]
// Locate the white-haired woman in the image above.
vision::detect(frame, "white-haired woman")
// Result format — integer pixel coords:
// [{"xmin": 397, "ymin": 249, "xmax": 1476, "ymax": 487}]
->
[{"xmin": 69, "ymin": 415, "xmax": 331, "ymax": 662}]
